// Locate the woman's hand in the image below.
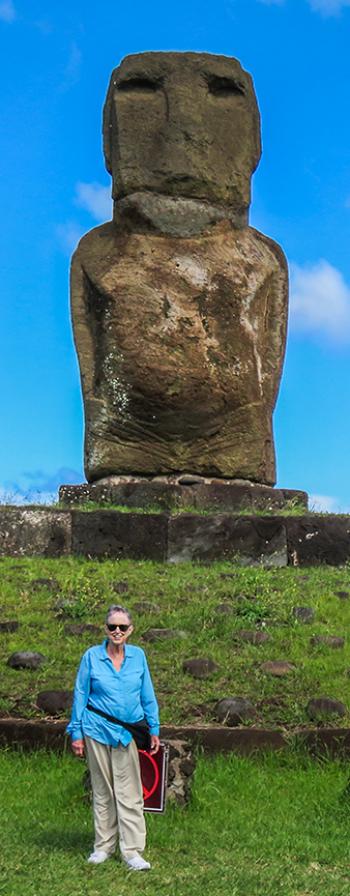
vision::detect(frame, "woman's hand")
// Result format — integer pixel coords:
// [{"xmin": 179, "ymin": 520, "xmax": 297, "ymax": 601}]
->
[
  {"xmin": 71, "ymin": 738, "xmax": 85, "ymax": 757},
  {"xmin": 150, "ymin": 735, "xmax": 160, "ymax": 755}
]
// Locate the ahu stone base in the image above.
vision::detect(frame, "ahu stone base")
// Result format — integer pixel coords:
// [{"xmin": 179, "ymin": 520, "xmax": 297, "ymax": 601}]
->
[
  {"xmin": 1, "ymin": 506, "xmax": 350, "ymax": 565},
  {"xmin": 59, "ymin": 476, "xmax": 307, "ymax": 513}
]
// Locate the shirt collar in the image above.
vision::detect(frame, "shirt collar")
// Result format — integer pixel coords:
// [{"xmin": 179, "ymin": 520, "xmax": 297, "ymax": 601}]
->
[{"xmin": 101, "ymin": 639, "xmax": 131, "ymax": 661}]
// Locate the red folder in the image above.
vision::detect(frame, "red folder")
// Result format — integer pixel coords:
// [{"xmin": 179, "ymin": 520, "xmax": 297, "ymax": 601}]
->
[{"xmin": 139, "ymin": 743, "xmax": 169, "ymax": 813}]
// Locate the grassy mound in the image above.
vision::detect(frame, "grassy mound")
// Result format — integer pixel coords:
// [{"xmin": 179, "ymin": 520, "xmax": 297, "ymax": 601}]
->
[{"xmin": 0, "ymin": 557, "xmax": 350, "ymax": 727}]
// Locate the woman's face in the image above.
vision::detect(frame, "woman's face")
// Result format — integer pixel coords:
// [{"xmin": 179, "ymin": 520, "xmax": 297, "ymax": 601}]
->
[{"xmin": 105, "ymin": 611, "xmax": 133, "ymax": 648}]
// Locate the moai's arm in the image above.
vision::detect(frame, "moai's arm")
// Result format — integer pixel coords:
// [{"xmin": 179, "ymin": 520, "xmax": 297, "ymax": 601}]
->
[
  {"xmin": 70, "ymin": 243, "xmax": 96, "ymax": 400},
  {"xmin": 256, "ymin": 233, "xmax": 289, "ymax": 412}
]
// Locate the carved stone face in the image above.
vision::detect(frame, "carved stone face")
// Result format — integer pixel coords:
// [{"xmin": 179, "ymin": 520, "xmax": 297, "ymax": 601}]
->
[{"xmin": 103, "ymin": 52, "xmax": 261, "ymax": 216}]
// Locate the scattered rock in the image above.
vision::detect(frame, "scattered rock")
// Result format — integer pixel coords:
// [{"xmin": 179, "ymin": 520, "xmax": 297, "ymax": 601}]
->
[
  {"xmin": 177, "ymin": 475, "xmax": 202, "ymax": 485},
  {"xmin": 293, "ymin": 606, "xmax": 315, "ymax": 623},
  {"xmin": 335, "ymin": 591, "xmax": 350, "ymax": 600},
  {"xmin": 0, "ymin": 621, "xmax": 19, "ymax": 633},
  {"xmin": 111, "ymin": 580, "xmax": 129, "ymax": 594},
  {"xmin": 132, "ymin": 601, "xmax": 161, "ymax": 614},
  {"xmin": 52, "ymin": 598, "xmax": 77, "ymax": 616},
  {"xmin": 310, "ymin": 635, "xmax": 345, "ymax": 649},
  {"xmin": 7, "ymin": 651, "xmax": 47, "ymax": 670},
  {"xmin": 142, "ymin": 628, "xmax": 187, "ymax": 642},
  {"xmin": 36, "ymin": 690, "xmax": 73, "ymax": 714},
  {"xmin": 30, "ymin": 578, "xmax": 61, "ymax": 591},
  {"xmin": 64, "ymin": 623, "xmax": 100, "ymax": 636},
  {"xmin": 233, "ymin": 629, "xmax": 270, "ymax": 645},
  {"xmin": 216, "ymin": 696, "xmax": 257, "ymax": 726},
  {"xmin": 215, "ymin": 603, "xmax": 234, "ymax": 615},
  {"xmin": 219, "ymin": 573, "xmax": 236, "ymax": 580},
  {"xmin": 182, "ymin": 658, "xmax": 218, "ymax": 679},
  {"xmin": 306, "ymin": 697, "xmax": 346, "ymax": 721},
  {"xmin": 260, "ymin": 660, "xmax": 296, "ymax": 677}
]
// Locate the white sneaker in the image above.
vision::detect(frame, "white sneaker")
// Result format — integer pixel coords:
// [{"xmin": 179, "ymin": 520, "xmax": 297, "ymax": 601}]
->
[
  {"xmin": 123, "ymin": 853, "xmax": 151, "ymax": 871},
  {"xmin": 87, "ymin": 849, "xmax": 110, "ymax": 864}
]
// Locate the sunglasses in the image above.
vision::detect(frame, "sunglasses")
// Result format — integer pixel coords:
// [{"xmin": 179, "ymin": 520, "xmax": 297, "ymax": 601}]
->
[{"xmin": 106, "ymin": 623, "xmax": 130, "ymax": 633}]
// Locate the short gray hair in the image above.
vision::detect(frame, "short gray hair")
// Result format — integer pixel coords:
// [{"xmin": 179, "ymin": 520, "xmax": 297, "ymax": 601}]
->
[{"xmin": 105, "ymin": 604, "xmax": 132, "ymax": 625}]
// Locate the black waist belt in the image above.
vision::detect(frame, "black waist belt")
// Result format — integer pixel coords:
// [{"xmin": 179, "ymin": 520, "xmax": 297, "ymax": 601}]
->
[{"xmin": 86, "ymin": 702, "xmax": 151, "ymax": 751}]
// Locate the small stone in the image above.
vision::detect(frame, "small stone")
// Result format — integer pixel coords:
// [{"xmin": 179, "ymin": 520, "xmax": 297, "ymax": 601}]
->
[
  {"xmin": 215, "ymin": 603, "xmax": 234, "ymax": 615},
  {"xmin": 132, "ymin": 601, "xmax": 161, "ymax": 614},
  {"xmin": 0, "ymin": 621, "xmax": 20, "ymax": 633},
  {"xmin": 219, "ymin": 573, "xmax": 236, "ymax": 580},
  {"xmin": 142, "ymin": 628, "xmax": 187, "ymax": 642},
  {"xmin": 64, "ymin": 623, "xmax": 100, "ymax": 636},
  {"xmin": 36, "ymin": 690, "xmax": 73, "ymax": 714},
  {"xmin": 306, "ymin": 697, "xmax": 346, "ymax": 721},
  {"xmin": 216, "ymin": 697, "xmax": 257, "ymax": 726},
  {"xmin": 182, "ymin": 658, "xmax": 218, "ymax": 679},
  {"xmin": 30, "ymin": 578, "xmax": 61, "ymax": 592},
  {"xmin": 310, "ymin": 635, "xmax": 345, "ymax": 649},
  {"xmin": 234, "ymin": 630, "xmax": 270, "ymax": 645},
  {"xmin": 177, "ymin": 475, "xmax": 202, "ymax": 485},
  {"xmin": 111, "ymin": 580, "xmax": 129, "ymax": 594},
  {"xmin": 53, "ymin": 598, "xmax": 77, "ymax": 616},
  {"xmin": 180, "ymin": 757, "xmax": 196, "ymax": 776},
  {"xmin": 335, "ymin": 591, "xmax": 350, "ymax": 600},
  {"xmin": 7, "ymin": 651, "xmax": 47, "ymax": 670},
  {"xmin": 293, "ymin": 606, "xmax": 315, "ymax": 623},
  {"xmin": 260, "ymin": 660, "xmax": 296, "ymax": 677}
]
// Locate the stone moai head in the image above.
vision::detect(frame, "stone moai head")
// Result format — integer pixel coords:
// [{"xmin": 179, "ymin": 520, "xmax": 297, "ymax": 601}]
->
[{"xmin": 103, "ymin": 52, "xmax": 261, "ymax": 222}]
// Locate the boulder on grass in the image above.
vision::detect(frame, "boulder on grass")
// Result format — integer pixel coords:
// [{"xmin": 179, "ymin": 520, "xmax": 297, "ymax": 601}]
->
[
  {"xmin": 306, "ymin": 697, "xmax": 346, "ymax": 721},
  {"xmin": 183, "ymin": 658, "xmax": 218, "ymax": 679},
  {"xmin": 310, "ymin": 635, "xmax": 345, "ymax": 649},
  {"xmin": 7, "ymin": 651, "xmax": 47, "ymax": 670},
  {"xmin": 216, "ymin": 696, "xmax": 257, "ymax": 726},
  {"xmin": 260, "ymin": 660, "xmax": 296, "ymax": 677},
  {"xmin": 233, "ymin": 630, "xmax": 270, "ymax": 645},
  {"xmin": 0, "ymin": 621, "xmax": 19, "ymax": 633},
  {"xmin": 36, "ymin": 690, "xmax": 73, "ymax": 714}
]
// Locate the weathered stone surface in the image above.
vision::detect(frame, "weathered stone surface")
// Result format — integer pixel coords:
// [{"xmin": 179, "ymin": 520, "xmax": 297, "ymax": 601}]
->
[
  {"xmin": 0, "ymin": 509, "xmax": 71, "ymax": 557},
  {"xmin": 260, "ymin": 661, "xmax": 296, "ymax": 677},
  {"xmin": 103, "ymin": 53, "xmax": 261, "ymax": 214},
  {"xmin": 293, "ymin": 606, "xmax": 315, "ymax": 623},
  {"xmin": 182, "ymin": 658, "xmax": 218, "ymax": 679},
  {"xmin": 233, "ymin": 629, "xmax": 270, "ymax": 645},
  {"xmin": 30, "ymin": 578, "xmax": 61, "ymax": 591},
  {"xmin": 216, "ymin": 603, "xmax": 234, "ymax": 614},
  {"xmin": 335, "ymin": 591, "xmax": 350, "ymax": 600},
  {"xmin": 71, "ymin": 52, "xmax": 288, "ymax": 486},
  {"xmin": 64, "ymin": 623, "xmax": 100, "ymax": 636},
  {"xmin": 111, "ymin": 579, "xmax": 129, "ymax": 594},
  {"xmin": 306, "ymin": 697, "xmax": 346, "ymax": 721},
  {"xmin": 71, "ymin": 510, "xmax": 167, "ymax": 560},
  {"xmin": 310, "ymin": 635, "xmax": 345, "ymax": 649},
  {"xmin": 59, "ymin": 478, "xmax": 307, "ymax": 513},
  {"xmin": 167, "ymin": 515, "xmax": 287, "ymax": 565},
  {"xmin": 36, "ymin": 690, "xmax": 73, "ymax": 714},
  {"xmin": 7, "ymin": 651, "xmax": 47, "ymax": 670},
  {"xmin": 216, "ymin": 696, "xmax": 257, "ymax": 726},
  {"xmin": 0, "ymin": 621, "xmax": 19, "ymax": 633},
  {"xmin": 142, "ymin": 628, "xmax": 187, "ymax": 642},
  {"xmin": 286, "ymin": 516, "xmax": 350, "ymax": 566}
]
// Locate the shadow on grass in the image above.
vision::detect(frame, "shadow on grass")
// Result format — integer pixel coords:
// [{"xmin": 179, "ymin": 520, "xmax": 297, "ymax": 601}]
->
[{"xmin": 30, "ymin": 828, "xmax": 92, "ymax": 855}]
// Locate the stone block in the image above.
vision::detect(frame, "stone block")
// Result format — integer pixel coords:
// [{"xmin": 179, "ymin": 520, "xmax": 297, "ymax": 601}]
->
[
  {"xmin": 0, "ymin": 509, "xmax": 71, "ymax": 557},
  {"xmin": 286, "ymin": 516, "xmax": 350, "ymax": 566},
  {"xmin": 71, "ymin": 510, "xmax": 168, "ymax": 560},
  {"xmin": 167, "ymin": 514, "xmax": 287, "ymax": 565}
]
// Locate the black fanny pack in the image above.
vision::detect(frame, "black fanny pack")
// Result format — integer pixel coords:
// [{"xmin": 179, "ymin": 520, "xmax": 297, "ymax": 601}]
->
[{"xmin": 86, "ymin": 702, "xmax": 151, "ymax": 752}]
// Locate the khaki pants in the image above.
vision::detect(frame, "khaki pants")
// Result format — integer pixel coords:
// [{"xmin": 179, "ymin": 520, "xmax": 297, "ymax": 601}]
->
[{"xmin": 85, "ymin": 736, "xmax": 146, "ymax": 859}]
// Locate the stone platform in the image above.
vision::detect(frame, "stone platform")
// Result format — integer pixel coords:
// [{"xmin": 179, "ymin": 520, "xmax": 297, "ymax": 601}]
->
[
  {"xmin": 1, "ymin": 506, "xmax": 350, "ymax": 565},
  {"xmin": 59, "ymin": 476, "xmax": 308, "ymax": 513}
]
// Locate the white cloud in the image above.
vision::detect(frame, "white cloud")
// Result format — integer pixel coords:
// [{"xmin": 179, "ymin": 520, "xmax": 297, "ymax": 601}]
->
[
  {"xmin": 0, "ymin": 0, "xmax": 16, "ymax": 22},
  {"xmin": 309, "ymin": 494, "xmax": 350, "ymax": 513},
  {"xmin": 289, "ymin": 259, "xmax": 350, "ymax": 343},
  {"xmin": 308, "ymin": 0, "xmax": 350, "ymax": 15},
  {"xmin": 75, "ymin": 182, "xmax": 112, "ymax": 222}
]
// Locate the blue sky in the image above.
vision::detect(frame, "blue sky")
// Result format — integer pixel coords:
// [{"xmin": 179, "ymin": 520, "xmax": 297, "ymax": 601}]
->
[{"xmin": 1, "ymin": 0, "xmax": 350, "ymax": 509}]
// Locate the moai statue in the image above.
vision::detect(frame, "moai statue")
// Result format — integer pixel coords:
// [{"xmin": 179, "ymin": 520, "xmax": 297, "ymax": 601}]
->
[{"xmin": 71, "ymin": 52, "xmax": 288, "ymax": 488}]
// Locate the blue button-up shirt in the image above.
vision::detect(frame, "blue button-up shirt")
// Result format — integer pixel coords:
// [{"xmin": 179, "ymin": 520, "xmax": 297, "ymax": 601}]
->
[{"xmin": 66, "ymin": 641, "xmax": 160, "ymax": 747}]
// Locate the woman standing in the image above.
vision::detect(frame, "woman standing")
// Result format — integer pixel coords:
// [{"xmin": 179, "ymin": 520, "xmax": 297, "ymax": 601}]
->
[{"xmin": 67, "ymin": 604, "xmax": 160, "ymax": 871}]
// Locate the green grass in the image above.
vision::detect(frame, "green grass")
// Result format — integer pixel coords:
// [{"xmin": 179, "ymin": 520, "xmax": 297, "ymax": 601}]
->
[
  {"xmin": 1, "ymin": 557, "xmax": 350, "ymax": 727},
  {"xmin": 1, "ymin": 747, "xmax": 350, "ymax": 895}
]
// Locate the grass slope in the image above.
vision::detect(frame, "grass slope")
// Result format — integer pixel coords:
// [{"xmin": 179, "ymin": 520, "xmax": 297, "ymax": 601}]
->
[{"xmin": 0, "ymin": 557, "xmax": 350, "ymax": 727}]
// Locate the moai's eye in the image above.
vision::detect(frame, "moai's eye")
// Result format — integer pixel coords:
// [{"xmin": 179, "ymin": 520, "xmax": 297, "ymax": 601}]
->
[
  {"xmin": 207, "ymin": 75, "xmax": 245, "ymax": 97},
  {"xmin": 117, "ymin": 76, "xmax": 163, "ymax": 93}
]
